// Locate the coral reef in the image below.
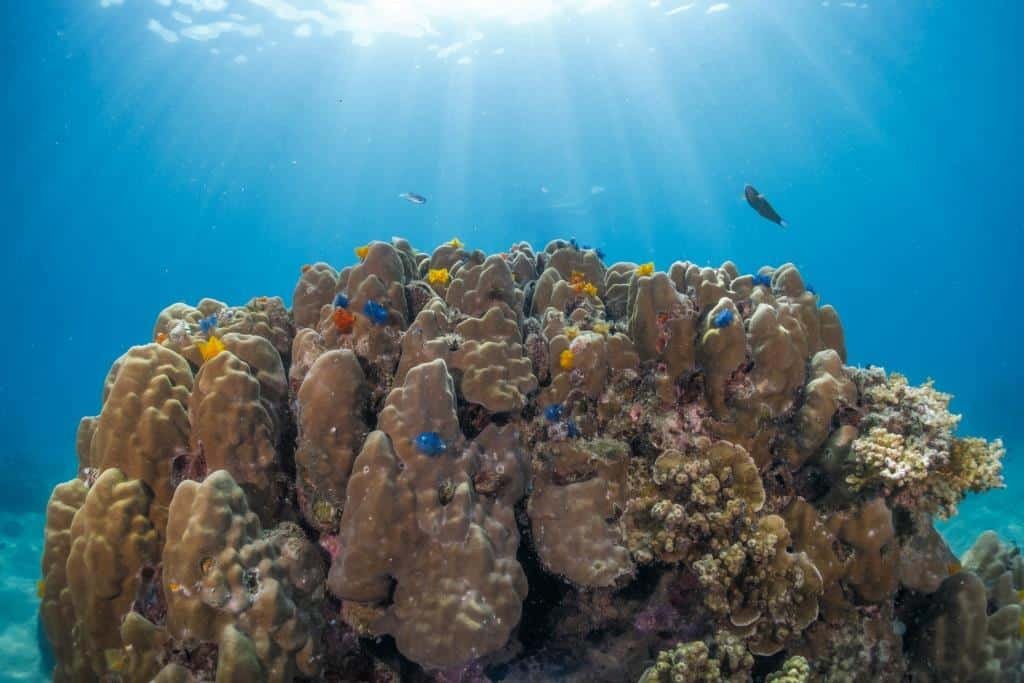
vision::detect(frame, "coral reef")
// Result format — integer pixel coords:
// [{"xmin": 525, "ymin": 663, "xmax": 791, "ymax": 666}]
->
[
  {"xmin": 40, "ymin": 239, "xmax": 1011, "ymax": 682},
  {"xmin": 843, "ymin": 370, "xmax": 1005, "ymax": 517},
  {"xmin": 638, "ymin": 632, "xmax": 753, "ymax": 682}
]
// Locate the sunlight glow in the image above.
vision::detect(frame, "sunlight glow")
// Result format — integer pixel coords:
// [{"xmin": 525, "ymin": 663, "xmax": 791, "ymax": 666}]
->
[{"xmin": 105, "ymin": 0, "xmax": 645, "ymax": 48}]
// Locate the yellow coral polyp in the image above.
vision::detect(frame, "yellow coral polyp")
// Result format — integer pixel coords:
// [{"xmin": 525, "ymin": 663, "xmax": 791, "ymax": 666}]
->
[
  {"xmin": 104, "ymin": 649, "xmax": 127, "ymax": 674},
  {"xmin": 564, "ymin": 326, "xmax": 579, "ymax": 340},
  {"xmin": 568, "ymin": 270, "xmax": 599, "ymax": 298},
  {"xmin": 355, "ymin": 244, "xmax": 370, "ymax": 261},
  {"xmin": 197, "ymin": 335, "xmax": 226, "ymax": 362},
  {"xmin": 559, "ymin": 349, "xmax": 575, "ymax": 371},
  {"xmin": 592, "ymin": 321, "xmax": 610, "ymax": 335},
  {"xmin": 427, "ymin": 267, "xmax": 450, "ymax": 286},
  {"xmin": 449, "ymin": 237, "xmax": 464, "ymax": 249},
  {"xmin": 637, "ymin": 262, "xmax": 655, "ymax": 277}
]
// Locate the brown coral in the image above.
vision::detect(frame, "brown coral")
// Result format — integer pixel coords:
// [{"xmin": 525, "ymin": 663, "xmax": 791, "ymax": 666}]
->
[
  {"xmin": 328, "ymin": 359, "xmax": 528, "ymax": 669},
  {"xmin": 163, "ymin": 470, "xmax": 322, "ymax": 682},
  {"xmin": 189, "ymin": 340, "xmax": 284, "ymax": 523},
  {"xmin": 39, "ymin": 478, "xmax": 89, "ymax": 682},
  {"xmin": 88, "ymin": 343, "xmax": 194, "ymax": 531},
  {"xmin": 40, "ymin": 239, "xmax": 1015, "ymax": 681},
  {"xmin": 528, "ymin": 439, "xmax": 635, "ymax": 587},
  {"xmin": 66, "ymin": 468, "xmax": 160, "ymax": 677},
  {"xmin": 293, "ymin": 262, "xmax": 339, "ymax": 329},
  {"xmin": 294, "ymin": 349, "xmax": 371, "ymax": 531}
]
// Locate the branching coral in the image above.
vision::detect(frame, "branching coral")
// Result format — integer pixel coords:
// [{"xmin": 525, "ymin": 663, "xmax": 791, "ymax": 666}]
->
[
  {"xmin": 845, "ymin": 369, "xmax": 1005, "ymax": 516},
  {"xmin": 693, "ymin": 514, "xmax": 823, "ymax": 656},
  {"xmin": 765, "ymin": 656, "xmax": 811, "ymax": 682},
  {"xmin": 638, "ymin": 632, "xmax": 753, "ymax": 683},
  {"xmin": 623, "ymin": 440, "xmax": 765, "ymax": 565},
  {"xmin": 622, "ymin": 440, "xmax": 820, "ymax": 655}
]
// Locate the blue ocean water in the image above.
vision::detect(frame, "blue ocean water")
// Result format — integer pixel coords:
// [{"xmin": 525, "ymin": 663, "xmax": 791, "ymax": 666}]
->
[{"xmin": 3, "ymin": 1, "xmax": 1022, "ymax": 679}]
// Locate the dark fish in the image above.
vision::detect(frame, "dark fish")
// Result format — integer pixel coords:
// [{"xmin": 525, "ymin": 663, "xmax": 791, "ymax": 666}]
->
[
  {"xmin": 399, "ymin": 192, "xmax": 427, "ymax": 205},
  {"xmin": 744, "ymin": 185, "xmax": 786, "ymax": 227}
]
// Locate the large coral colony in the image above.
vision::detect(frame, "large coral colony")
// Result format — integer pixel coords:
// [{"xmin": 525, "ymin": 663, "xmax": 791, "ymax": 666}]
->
[{"xmin": 40, "ymin": 237, "xmax": 1017, "ymax": 682}]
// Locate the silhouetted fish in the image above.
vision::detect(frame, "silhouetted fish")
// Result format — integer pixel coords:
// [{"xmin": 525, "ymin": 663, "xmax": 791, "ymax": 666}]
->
[
  {"xmin": 744, "ymin": 185, "xmax": 786, "ymax": 227},
  {"xmin": 399, "ymin": 192, "xmax": 427, "ymax": 205}
]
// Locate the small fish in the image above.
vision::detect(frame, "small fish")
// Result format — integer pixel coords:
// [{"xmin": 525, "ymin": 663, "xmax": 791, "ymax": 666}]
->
[
  {"xmin": 36, "ymin": 579, "xmax": 45, "ymax": 598},
  {"xmin": 744, "ymin": 184, "xmax": 787, "ymax": 228},
  {"xmin": 399, "ymin": 192, "xmax": 427, "ymax": 205}
]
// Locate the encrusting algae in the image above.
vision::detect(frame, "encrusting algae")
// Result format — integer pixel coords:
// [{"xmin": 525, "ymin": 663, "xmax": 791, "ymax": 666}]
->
[{"xmin": 39, "ymin": 237, "xmax": 1013, "ymax": 683}]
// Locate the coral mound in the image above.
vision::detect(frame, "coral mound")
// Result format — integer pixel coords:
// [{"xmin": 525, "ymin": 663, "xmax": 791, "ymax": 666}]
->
[{"xmin": 40, "ymin": 240, "xmax": 1010, "ymax": 682}]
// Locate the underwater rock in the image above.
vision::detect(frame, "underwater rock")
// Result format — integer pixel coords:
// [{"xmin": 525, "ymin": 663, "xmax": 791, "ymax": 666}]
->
[{"xmin": 38, "ymin": 238, "xmax": 1012, "ymax": 681}]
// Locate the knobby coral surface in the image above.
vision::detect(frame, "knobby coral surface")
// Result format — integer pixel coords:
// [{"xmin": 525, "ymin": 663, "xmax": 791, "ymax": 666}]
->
[{"xmin": 40, "ymin": 239, "xmax": 1010, "ymax": 682}]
